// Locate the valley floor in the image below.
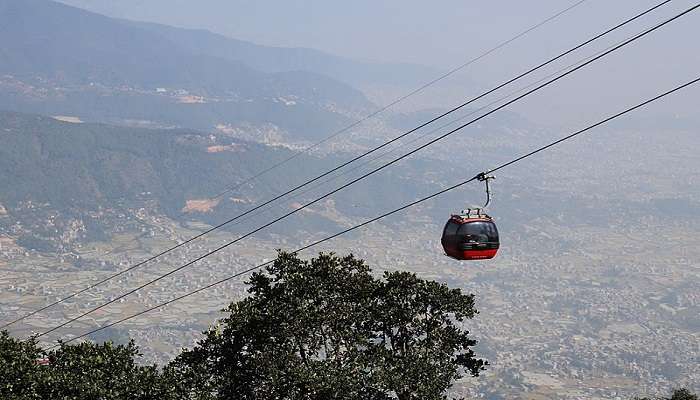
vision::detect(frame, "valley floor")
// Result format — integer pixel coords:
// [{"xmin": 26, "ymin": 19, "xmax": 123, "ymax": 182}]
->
[{"xmin": 2, "ymin": 210, "xmax": 698, "ymax": 399}]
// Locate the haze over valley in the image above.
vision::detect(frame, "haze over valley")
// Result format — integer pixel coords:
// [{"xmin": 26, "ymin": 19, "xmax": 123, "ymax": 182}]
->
[{"xmin": 0, "ymin": 1, "xmax": 698, "ymax": 399}]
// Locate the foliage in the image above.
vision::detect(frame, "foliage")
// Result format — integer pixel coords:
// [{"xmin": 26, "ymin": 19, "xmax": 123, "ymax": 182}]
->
[
  {"xmin": 38, "ymin": 340, "xmax": 161, "ymax": 399},
  {"xmin": 170, "ymin": 251, "xmax": 486, "ymax": 399},
  {"xmin": 635, "ymin": 388, "xmax": 699, "ymax": 400},
  {"xmin": 0, "ymin": 332, "xmax": 178, "ymax": 400},
  {"xmin": 2, "ymin": 252, "xmax": 486, "ymax": 399},
  {"xmin": 0, "ymin": 330, "xmax": 43, "ymax": 399},
  {"xmin": 4, "ymin": 250, "xmax": 695, "ymax": 399},
  {"xmin": 669, "ymin": 389, "xmax": 699, "ymax": 400}
]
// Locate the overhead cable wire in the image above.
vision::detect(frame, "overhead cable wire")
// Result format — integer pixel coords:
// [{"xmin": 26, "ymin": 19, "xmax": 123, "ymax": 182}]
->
[
  {"xmin": 95, "ymin": 0, "xmax": 594, "ymax": 256},
  {"xmin": 207, "ymin": 0, "xmax": 591, "ymax": 201},
  {"xmin": 128, "ymin": 1, "xmax": 596, "ymax": 249},
  {"xmin": 33, "ymin": 2, "xmax": 696, "ymax": 340},
  {"xmin": 49, "ymin": 75, "xmax": 700, "ymax": 349},
  {"xmin": 0, "ymin": 0, "xmax": 667, "ymax": 332},
  {"xmin": 225, "ymin": 34, "xmax": 638, "ymax": 223},
  {"xmin": 139, "ymin": 20, "xmax": 644, "ymax": 239}
]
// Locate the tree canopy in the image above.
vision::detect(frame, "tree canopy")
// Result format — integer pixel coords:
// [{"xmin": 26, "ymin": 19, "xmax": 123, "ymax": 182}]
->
[
  {"xmin": 1, "ymin": 252, "xmax": 486, "ymax": 399},
  {"xmin": 1, "ymin": 253, "xmax": 697, "ymax": 399},
  {"xmin": 635, "ymin": 388, "xmax": 699, "ymax": 400},
  {"xmin": 0, "ymin": 332, "xmax": 176, "ymax": 399},
  {"xmin": 170, "ymin": 251, "xmax": 487, "ymax": 399}
]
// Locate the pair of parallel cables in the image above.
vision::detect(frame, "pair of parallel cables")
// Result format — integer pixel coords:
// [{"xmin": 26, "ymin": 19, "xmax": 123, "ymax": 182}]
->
[
  {"xmin": 1, "ymin": 0, "xmax": 595, "ymax": 332},
  {"xmin": 34, "ymin": 1, "xmax": 700, "ymax": 342},
  {"xmin": 11, "ymin": 1, "xmax": 700, "ymax": 345},
  {"xmin": 53, "ymin": 73, "xmax": 699, "ymax": 348}
]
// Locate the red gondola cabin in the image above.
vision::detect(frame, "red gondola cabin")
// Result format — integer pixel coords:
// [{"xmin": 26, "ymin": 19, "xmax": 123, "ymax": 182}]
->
[{"xmin": 441, "ymin": 213, "xmax": 499, "ymax": 260}]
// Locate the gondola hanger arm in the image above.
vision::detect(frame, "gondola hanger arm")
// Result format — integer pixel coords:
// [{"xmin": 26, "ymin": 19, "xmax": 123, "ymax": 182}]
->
[{"xmin": 475, "ymin": 172, "xmax": 495, "ymax": 209}]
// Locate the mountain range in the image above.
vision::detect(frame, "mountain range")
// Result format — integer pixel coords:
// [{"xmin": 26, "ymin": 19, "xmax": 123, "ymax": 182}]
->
[
  {"xmin": 4, "ymin": 0, "xmax": 695, "ymax": 252},
  {"xmin": 0, "ymin": 0, "xmax": 466, "ymax": 141},
  {"xmin": 0, "ymin": 0, "xmax": 364, "ymax": 139}
]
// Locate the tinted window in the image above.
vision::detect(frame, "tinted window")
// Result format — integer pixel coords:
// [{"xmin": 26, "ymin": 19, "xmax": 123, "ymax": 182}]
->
[
  {"xmin": 443, "ymin": 221, "xmax": 460, "ymax": 239},
  {"xmin": 442, "ymin": 220, "xmax": 461, "ymax": 254},
  {"xmin": 457, "ymin": 221, "xmax": 499, "ymax": 242}
]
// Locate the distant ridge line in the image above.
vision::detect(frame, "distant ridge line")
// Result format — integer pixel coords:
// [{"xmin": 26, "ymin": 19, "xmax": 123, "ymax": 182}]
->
[
  {"xmin": 34, "ymin": 0, "xmax": 691, "ymax": 341},
  {"xmin": 1, "ymin": 0, "xmax": 595, "ymax": 331}
]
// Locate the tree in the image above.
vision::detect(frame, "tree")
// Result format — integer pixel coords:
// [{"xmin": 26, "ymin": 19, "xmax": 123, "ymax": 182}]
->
[
  {"xmin": 37, "ymin": 340, "xmax": 171, "ymax": 399},
  {"xmin": 669, "ymin": 389, "xmax": 699, "ymax": 400},
  {"xmin": 635, "ymin": 388, "xmax": 698, "ymax": 400},
  {"xmin": 0, "ymin": 331, "xmax": 178, "ymax": 400},
  {"xmin": 0, "ymin": 330, "xmax": 43, "ymax": 399},
  {"xmin": 171, "ymin": 252, "xmax": 487, "ymax": 399}
]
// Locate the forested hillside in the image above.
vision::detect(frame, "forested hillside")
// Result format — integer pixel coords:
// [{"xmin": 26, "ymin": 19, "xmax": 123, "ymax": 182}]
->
[{"xmin": 0, "ymin": 111, "xmax": 435, "ymax": 251}]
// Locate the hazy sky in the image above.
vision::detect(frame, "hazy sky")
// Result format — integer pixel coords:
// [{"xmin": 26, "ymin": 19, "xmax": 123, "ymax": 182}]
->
[
  {"xmin": 57, "ymin": 0, "xmax": 699, "ymax": 125},
  {"xmin": 54, "ymin": 0, "xmax": 677, "ymax": 67},
  {"xmin": 56, "ymin": 1, "xmax": 587, "ymax": 67}
]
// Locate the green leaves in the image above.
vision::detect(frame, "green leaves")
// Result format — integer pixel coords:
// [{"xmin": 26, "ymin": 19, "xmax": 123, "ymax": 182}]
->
[
  {"xmin": 173, "ymin": 251, "xmax": 486, "ymax": 399},
  {"xmin": 634, "ymin": 388, "xmax": 699, "ymax": 400},
  {"xmin": 0, "ymin": 333, "xmax": 179, "ymax": 400},
  {"xmin": 1, "ymin": 252, "xmax": 488, "ymax": 399},
  {"xmin": 0, "ymin": 331, "xmax": 43, "ymax": 400}
]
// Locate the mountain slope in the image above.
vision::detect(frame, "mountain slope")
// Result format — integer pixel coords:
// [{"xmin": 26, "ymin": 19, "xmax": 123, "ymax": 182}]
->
[
  {"xmin": 0, "ymin": 0, "xmax": 368, "ymax": 103},
  {"xmin": 0, "ymin": 110, "xmax": 437, "ymax": 250},
  {"xmin": 126, "ymin": 20, "xmax": 444, "ymax": 88},
  {"xmin": 0, "ymin": 0, "xmax": 371, "ymax": 139},
  {"xmin": 0, "ymin": 110, "xmax": 347, "ymax": 247}
]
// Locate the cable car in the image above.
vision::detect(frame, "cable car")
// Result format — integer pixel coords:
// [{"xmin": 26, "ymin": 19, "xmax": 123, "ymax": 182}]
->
[
  {"xmin": 441, "ymin": 172, "xmax": 500, "ymax": 260},
  {"xmin": 441, "ymin": 210, "xmax": 499, "ymax": 260}
]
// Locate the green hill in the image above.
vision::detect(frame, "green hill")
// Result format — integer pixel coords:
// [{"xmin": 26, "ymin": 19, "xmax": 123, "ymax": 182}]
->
[{"xmin": 0, "ymin": 110, "xmax": 437, "ymax": 251}]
